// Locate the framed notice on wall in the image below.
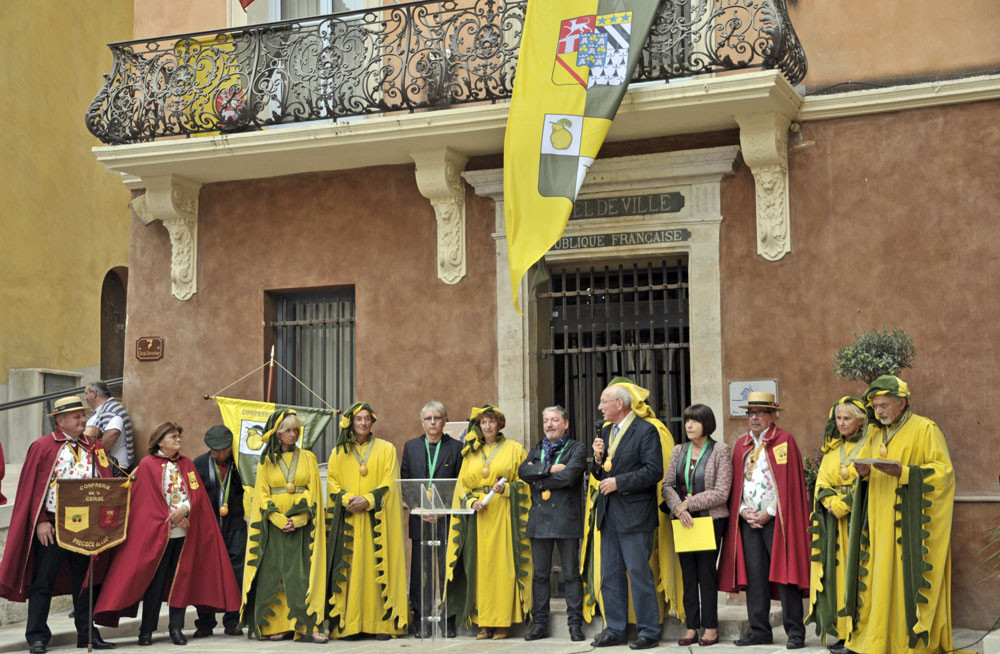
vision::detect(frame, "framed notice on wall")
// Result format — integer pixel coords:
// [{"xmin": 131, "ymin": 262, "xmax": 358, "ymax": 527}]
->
[{"xmin": 728, "ymin": 379, "xmax": 778, "ymax": 417}]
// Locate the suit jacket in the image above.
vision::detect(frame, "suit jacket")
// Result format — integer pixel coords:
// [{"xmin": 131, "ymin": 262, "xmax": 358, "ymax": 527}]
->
[
  {"xmin": 193, "ymin": 452, "xmax": 245, "ymax": 533},
  {"xmin": 518, "ymin": 437, "xmax": 586, "ymax": 539},
  {"xmin": 587, "ymin": 416, "xmax": 663, "ymax": 533},
  {"xmin": 661, "ymin": 440, "xmax": 732, "ymax": 520},
  {"xmin": 399, "ymin": 434, "xmax": 463, "ymax": 540}
]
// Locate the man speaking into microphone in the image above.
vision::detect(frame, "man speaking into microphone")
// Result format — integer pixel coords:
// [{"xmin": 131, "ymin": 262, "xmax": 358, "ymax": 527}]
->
[{"xmin": 589, "ymin": 383, "xmax": 663, "ymax": 650}]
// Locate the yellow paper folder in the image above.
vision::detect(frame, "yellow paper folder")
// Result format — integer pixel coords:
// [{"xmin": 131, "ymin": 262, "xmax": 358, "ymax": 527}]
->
[{"xmin": 671, "ymin": 516, "xmax": 716, "ymax": 552}]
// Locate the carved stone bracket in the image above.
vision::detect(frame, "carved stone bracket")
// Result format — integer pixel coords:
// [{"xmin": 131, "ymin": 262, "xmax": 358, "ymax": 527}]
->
[
  {"xmin": 130, "ymin": 175, "xmax": 202, "ymax": 301},
  {"xmin": 411, "ymin": 147, "xmax": 469, "ymax": 285},
  {"xmin": 736, "ymin": 112, "xmax": 792, "ymax": 261}
]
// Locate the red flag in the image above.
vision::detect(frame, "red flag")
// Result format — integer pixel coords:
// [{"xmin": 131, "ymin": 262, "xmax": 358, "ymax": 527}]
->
[{"xmin": 240, "ymin": 0, "xmax": 256, "ymax": 10}]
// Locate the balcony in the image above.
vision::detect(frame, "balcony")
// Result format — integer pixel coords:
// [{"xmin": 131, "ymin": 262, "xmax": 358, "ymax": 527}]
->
[{"xmin": 86, "ymin": 0, "xmax": 807, "ymax": 145}]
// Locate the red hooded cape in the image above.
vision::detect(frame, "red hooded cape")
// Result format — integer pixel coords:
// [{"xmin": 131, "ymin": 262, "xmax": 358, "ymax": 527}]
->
[
  {"xmin": 94, "ymin": 455, "xmax": 241, "ymax": 627},
  {"xmin": 719, "ymin": 426, "xmax": 811, "ymax": 595},
  {"xmin": 0, "ymin": 430, "xmax": 113, "ymax": 602}
]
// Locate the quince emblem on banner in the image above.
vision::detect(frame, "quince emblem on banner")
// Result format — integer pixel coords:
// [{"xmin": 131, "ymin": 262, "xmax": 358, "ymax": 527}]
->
[{"xmin": 56, "ymin": 478, "xmax": 130, "ymax": 555}]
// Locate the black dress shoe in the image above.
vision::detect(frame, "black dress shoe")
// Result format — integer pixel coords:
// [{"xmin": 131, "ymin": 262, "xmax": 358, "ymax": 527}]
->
[
  {"xmin": 735, "ymin": 633, "xmax": 773, "ymax": 646},
  {"xmin": 374, "ymin": 633, "xmax": 392, "ymax": 641},
  {"xmin": 193, "ymin": 627, "xmax": 213, "ymax": 639},
  {"xmin": 830, "ymin": 647, "xmax": 858, "ymax": 654},
  {"xmin": 80, "ymin": 633, "xmax": 116, "ymax": 649},
  {"xmin": 787, "ymin": 638, "xmax": 806, "ymax": 649},
  {"xmin": 137, "ymin": 632, "xmax": 153, "ymax": 647},
  {"xmin": 569, "ymin": 625, "xmax": 585, "ymax": 641},
  {"xmin": 446, "ymin": 626, "xmax": 457, "ymax": 638},
  {"xmin": 827, "ymin": 640, "xmax": 845, "ymax": 651},
  {"xmin": 594, "ymin": 631, "xmax": 627, "ymax": 647},
  {"xmin": 224, "ymin": 626, "xmax": 243, "ymax": 636},
  {"xmin": 29, "ymin": 642, "xmax": 46, "ymax": 654},
  {"xmin": 524, "ymin": 625, "xmax": 548, "ymax": 641},
  {"xmin": 169, "ymin": 628, "xmax": 188, "ymax": 646},
  {"xmin": 630, "ymin": 636, "xmax": 658, "ymax": 650}
]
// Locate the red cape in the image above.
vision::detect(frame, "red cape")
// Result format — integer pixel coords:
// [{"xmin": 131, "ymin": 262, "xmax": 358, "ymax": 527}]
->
[
  {"xmin": 94, "ymin": 455, "xmax": 241, "ymax": 627},
  {"xmin": 0, "ymin": 430, "xmax": 113, "ymax": 602},
  {"xmin": 719, "ymin": 426, "xmax": 811, "ymax": 595}
]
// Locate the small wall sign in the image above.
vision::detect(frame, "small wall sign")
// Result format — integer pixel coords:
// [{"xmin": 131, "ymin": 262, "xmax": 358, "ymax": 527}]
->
[
  {"xmin": 136, "ymin": 337, "xmax": 164, "ymax": 361},
  {"xmin": 728, "ymin": 379, "xmax": 778, "ymax": 417}
]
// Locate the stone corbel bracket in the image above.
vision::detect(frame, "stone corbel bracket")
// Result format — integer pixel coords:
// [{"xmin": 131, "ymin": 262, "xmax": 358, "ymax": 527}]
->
[
  {"xmin": 130, "ymin": 175, "xmax": 202, "ymax": 301},
  {"xmin": 411, "ymin": 147, "xmax": 469, "ymax": 285},
  {"xmin": 736, "ymin": 112, "xmax": 792, "ymax": 261}
]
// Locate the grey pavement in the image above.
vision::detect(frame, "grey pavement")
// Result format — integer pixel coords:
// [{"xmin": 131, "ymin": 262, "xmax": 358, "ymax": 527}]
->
[{"xmin": 0, "ymin": 601, "xmax": 987, "ymax": 654}]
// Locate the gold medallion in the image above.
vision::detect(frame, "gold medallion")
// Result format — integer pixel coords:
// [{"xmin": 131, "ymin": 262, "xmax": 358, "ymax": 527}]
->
[
  {"xmin": 840, "ymin": 465, "xmax": 851, "ymax": 480},
  {"xmin": 220, "ymin": 504, "xmax": 229, "ymax": 517},
  {"xmin": 359, "ymin": 464, "xmax": 369, "ymax": 476},
  {"xmin": 426, "ymin": 489, "xmax": 434, "ymax": 501},
  {"xmin": 285, "ymin": 482, "xmax": 296, "ymax": 493},
  {"xmin": 170, "ymin": 492, "xmax": 181, "ymax": 504},
  {"xmin": 482, "ymin": 466, "xmax": 490, "ymax": 478},
  {"xmin": 541, "ymin": 490, "xmax": 551, "ymax": 501},
  {"xmin": 878, "ymin": 442, "xmax": 888, "ymax": 458},
  {"xmin": 603, "ymin": 459, "xmax": 612, "ymax": 472},
  {"xmin": 744, "ymin": 470, "xmax": 753, "ymax": 482}
]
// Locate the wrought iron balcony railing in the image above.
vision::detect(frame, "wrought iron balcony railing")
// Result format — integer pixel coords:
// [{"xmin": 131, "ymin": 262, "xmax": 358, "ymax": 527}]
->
[{"xmin": 86, "ymin": 0, "xmax": 806, "ymax": 145}]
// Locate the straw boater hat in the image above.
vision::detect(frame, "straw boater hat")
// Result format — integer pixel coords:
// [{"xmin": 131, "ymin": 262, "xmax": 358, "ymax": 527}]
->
[
  {"xmin": 739, "ymin": 391, "xmax": 784, "ymax": 411},
  {"xmin": 50, "ymin": 395, "xmax": 88, "ymax": 416}
]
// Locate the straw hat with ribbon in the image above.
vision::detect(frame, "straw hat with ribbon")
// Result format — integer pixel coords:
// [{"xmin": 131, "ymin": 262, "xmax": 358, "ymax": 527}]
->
[
  {"xmin": 50, "ymin": 395, "xmax": 88, "ymax": 417},
  {"xmin": 739, "ymin": 391, "xmax": 784, "ymax": 412}
]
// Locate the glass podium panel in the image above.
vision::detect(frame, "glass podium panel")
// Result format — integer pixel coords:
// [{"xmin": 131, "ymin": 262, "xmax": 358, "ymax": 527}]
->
[{"xmin": 399, "ymin": 478, "xmax": 472, "ymax": 647}]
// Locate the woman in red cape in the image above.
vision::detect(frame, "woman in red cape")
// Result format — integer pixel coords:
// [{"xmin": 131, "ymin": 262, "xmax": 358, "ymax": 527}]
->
[{"xmin": 94, "ymin": 422, "xmax": 240, "ymax": 645}]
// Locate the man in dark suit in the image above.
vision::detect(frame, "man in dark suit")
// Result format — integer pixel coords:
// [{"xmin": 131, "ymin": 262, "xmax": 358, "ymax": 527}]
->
[
  {"xmin": 191, "ymin": 425, "xmax": 246, "ymax": 638},
  {"xmin": 518, "ymin": 406, "xmax": 587, "ymax": 642},
  {"xmin": 590, "ymin": 384, "xmax": 664, "ymax": 650},
  {"xmin": 399, "ymin": 401, "xmax": 463, "ymax": 637}
]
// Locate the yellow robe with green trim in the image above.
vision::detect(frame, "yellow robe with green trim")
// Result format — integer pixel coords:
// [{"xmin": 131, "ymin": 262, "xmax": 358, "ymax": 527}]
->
[
  {"xmin": 242, "ymin": 449, "xmax": 326, "ymax": 637},
  {"xmin": 581, "ymin": 410, "xmax": 682, "ymax": 624},
  {"xmin": 326, "ymin": 437, "xmax": 408, "ymax": 638},
  {"xmin": 445, "ymin": 439, "xmax": 530, "ymax": 628},
  {"xmin": 807, "ymin": 441, "xmax": 858, "ymax": 641},
  {"xmin": 846, "ymin": 414, "xmax": 954, "ymax": 654}
]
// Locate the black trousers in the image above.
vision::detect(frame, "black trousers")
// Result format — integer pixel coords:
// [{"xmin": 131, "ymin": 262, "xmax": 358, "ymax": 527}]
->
[
  {"xmin": 530, "ymin": 537, "xmax": 583, "ymax": 627},
  {"xmin": 739, "ymin": 518, "xmax": 804, "ymax": 641},
  {"xmin": 409, "ymin": 522, "xmax": 455, "ymax": 631},
  {"xmin": 140, "ymin": 537, "xmax": 186, "ymax": 633},
  {"xmin": 678, "ymin": 517, "xmax": 727, "ymax": 630},
  {"xmin": 26, "ymin": 542, "xmax": 94, "ymax": 645},
  {"xmin": 196, "ymin": 526, "xmax": 247, "ymax": 632}
]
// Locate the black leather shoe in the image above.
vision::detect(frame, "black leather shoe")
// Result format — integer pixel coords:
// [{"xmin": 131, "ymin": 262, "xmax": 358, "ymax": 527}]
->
[
  {"xmin": 169, "ymin": 628, "xmax": 188, "ymax": 646},
  {"xmin": 827, "ymin": 640, "xmax": 845, "ymax": 651},
  {"xmin": 137, "ymin": 632, "xmax": 153, "ymax": 647},
  {"xmin": 830, "ymin": 647, "xmax": 858, "ymax": 654},
  {"xmin": 630, "ymin": 636, "xmax": 658, "ymax": 650},
  {"xmin": 224, "ymin": 626, "xmax": 243, "ymax": 636},
  {"xmin": 524, "ymin": 625, "xmax": 548, "ymax": 641},
  {"xmin": 569, "ymin": 625, "xmax": 585, "ymax": 642},
  {"xmin": 446, "ymin": 626, "xmax": 457, "ymax": 638},
  {"xmin": 80, "ymin": 633, "xmax": 116, "ymax": 649},
  {"xmin": 374, "ymin": 634, "xmax": 392, "ymax": 641},
  {"xmin": 29, "ymin": 642, "xmax": 46, "ymax": 654},
  {"xmin": 594, "ymin": 632, "xmax": 627, "ymax": 647},
  {"xmin": 193, "ymin": 627, "xmax": 213, "ymax": 639},
  {"xmin": 735, "ymin": 634, "xmax": 773, "ymax": 646},
  {"xmin": 787, "ymin": 638, "xmax": 806, "ymax": 649}
]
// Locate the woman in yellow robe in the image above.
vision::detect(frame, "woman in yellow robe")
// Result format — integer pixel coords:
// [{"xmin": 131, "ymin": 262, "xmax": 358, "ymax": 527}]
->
[
  {"xmin": 241, "ymin": 409, "xmax": 327, "ymax": 642},
  {"xmin": 807, "ymin": 396, "xmax": 866, "ymax": 648},
  {"xmin": 444, "ymin": 405, "xmax": 531, "ymax": 640},
  {"xmin": 325, "ymin": 402, "xmax": 408, "ymax": 640}
]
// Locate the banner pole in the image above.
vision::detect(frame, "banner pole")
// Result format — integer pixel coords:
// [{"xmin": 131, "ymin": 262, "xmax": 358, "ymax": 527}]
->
[
  {"xmin": 88, "ymin": 558, "xmax": 94, "ymax": 653},
  {"xmin": 265, "ymin": 345, "xmax": 276, "ymax": 403}
]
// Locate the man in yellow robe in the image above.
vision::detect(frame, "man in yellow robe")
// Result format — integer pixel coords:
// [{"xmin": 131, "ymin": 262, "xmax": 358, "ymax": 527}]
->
[
  {"xmin": 326, "ymin": 402, "xmax": 408, "ymax": 640},
  {"xmin": 839, "ymin": 376, "xmax": 954, "ymax": 654}
]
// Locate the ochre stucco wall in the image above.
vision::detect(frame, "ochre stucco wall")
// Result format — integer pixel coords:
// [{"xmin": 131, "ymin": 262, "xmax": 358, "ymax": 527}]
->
[
  {"xmin": 123, "ymin": 164, "xmax": 498, "ymax": 458},
  {"xmin": 133, "ymin": 0, "xmax": 227, "ymax": 39},
  {"xmin": 0, "ymin": 0, "xmax": 132, "ymax": 385},
  {"xmin": 788, "ymin": 0, "xmax": 1000, "ymax": 91},
  {"xmin": 718, "ymin": 99, "xmax": 1000, "ymax": 626}
]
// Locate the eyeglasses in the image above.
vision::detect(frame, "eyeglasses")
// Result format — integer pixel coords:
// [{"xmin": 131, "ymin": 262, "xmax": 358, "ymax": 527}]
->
[
  {"xmin": 746, "ymin": 410, "xmax": 773, "ymax": 417},
  {"xmin": 164, "ymin": 433, "xmax": 182, "ymax": 441},
  {"xmin": 422, "ymin": 416, "xmax": 445, "ymax": 422}
]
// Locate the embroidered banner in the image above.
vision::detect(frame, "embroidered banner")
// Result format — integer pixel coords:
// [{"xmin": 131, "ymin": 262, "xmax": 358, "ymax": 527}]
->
[{"xmin": 55, "ymin": 478, "xmax": 130, "ymax": 555}]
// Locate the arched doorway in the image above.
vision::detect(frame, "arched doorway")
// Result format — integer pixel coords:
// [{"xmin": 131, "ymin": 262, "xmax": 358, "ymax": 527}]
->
[{"xmin": 100, "ymin": 267, "xmax": 128, "ymax": 383}]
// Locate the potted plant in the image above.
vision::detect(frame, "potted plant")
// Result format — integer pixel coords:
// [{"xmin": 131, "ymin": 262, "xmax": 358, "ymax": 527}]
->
[{"xmin": 832, "ymin": 327, "xmax": 915, "ymax": 384}]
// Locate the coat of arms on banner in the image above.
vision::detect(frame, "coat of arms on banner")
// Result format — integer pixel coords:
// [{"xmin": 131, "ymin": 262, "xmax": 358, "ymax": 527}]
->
[
  {"xmin": 553, "ymin": 12, "xmax": 632, "ymax": 88},
  {"xmin": 64, "ymin": 506, "xmax": 89, "ymax": 533}
]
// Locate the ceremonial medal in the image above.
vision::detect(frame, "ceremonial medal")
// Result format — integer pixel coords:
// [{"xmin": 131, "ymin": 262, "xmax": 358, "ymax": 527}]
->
[
  {"xmin": 603, "ymin": 459, "xmax": 612, "ymax": 472},
  {"xmin": 744, "ymin": 469, "xmax": 753, "ymax": 481},
  {"xmin": 285, "ymin": 482, "xmax": 296, "ymax": 493},
  {"xmin": 74, "ymin": 460, "xmax": 89, "ymax": 475},
  {"xmin": 351, "ymin": 438, "xmax": 375, "ymax": 479},
  {"xmin": 541, "ymin": 490, "xmax": 551, "ymax": 501},
  {"xmin": 359, "ymin": 464, "xmax": 368, "ymax": 476},
  {"xmin": 879, "ymin": 442, "xmax": 888, "ymax": 458},
  {"xmin": 170, "ymin": 492, "xmax": 182, "ymax": 504},
  {"xmin": 840, "ymin": 465, "xmax": 851, "ymax": 480},
  {"xmin": 220, "ymin": 504, "xmax": 229, "ymax": 517},
  {"xmin": 482, "ymin": 466, "xmax": 491, "ymax": 478},
  {"xmin": 426, "ymin": 488, "xmax": 434, "ymax": 501}
]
